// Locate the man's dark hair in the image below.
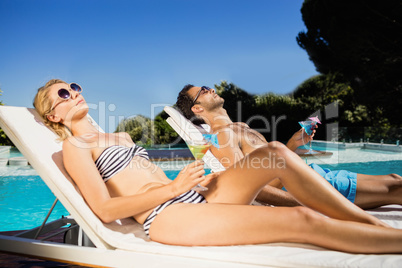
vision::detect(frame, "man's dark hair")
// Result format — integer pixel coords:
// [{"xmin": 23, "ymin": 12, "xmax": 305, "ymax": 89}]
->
[{"xmin": 176, "ymin": 84, "xmax": 205, "ymax": 125}]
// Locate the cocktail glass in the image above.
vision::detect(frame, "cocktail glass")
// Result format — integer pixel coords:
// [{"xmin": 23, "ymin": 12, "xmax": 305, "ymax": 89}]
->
[
  {"xmin": 298, "ymin": 120, "xmax": 318, "ymax": 154},
  {"xmin": 186, "ymin": 139, "xmax": 212, "ymax": 191}
]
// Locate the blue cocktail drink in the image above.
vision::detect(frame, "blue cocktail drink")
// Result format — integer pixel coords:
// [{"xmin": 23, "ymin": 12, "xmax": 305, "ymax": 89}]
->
[{"xmin": 298, "ymin": 120, "xmax": 318, "ymax": 154}]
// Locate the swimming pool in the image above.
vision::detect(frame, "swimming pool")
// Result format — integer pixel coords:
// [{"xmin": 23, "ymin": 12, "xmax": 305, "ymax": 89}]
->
[
  {"xmin": 0, "ymin": 172, "xmax": 67, "ymax": 231},
  {"xmin": 0, "ymin": 147, "xmax": 23, "ymax": 158},
  {"xmin": 302, "ymin": 145, "xmax": 402, "ymax": 175},
  {"xmin": 0, "ymin": 145, "xmax": 401, "ymax": 231}
]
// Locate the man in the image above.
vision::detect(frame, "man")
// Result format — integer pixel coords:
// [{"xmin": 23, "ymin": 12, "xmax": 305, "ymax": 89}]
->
[{"xmin": 176, "ymin": 84, "xmax": 402, "ymax": 209}]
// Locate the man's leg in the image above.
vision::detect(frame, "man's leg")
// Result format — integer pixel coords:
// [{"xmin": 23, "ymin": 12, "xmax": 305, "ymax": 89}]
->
[{"xmin": 355, "ymin": 173, "xmax": 402, "ymax": 209}]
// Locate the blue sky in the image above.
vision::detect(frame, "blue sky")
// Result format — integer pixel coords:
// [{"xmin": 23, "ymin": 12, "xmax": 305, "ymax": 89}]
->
[{"xmin": 0, "ymin": 0, "xmax": 317, "ymax": 130}]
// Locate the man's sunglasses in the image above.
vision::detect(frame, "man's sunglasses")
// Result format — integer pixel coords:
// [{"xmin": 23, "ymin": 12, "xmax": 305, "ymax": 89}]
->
[
  {"xmin": 50, "ymin": 83, "xmax": 83, "ymax": 111},
  {"xmin": 192, "ymin": 86, "xmax": 211, "ymax": 104}
]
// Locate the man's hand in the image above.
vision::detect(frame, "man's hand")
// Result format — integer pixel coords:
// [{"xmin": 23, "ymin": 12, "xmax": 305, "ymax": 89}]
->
[{"xmin": 286, "ymin": 126, "xmax": 317, "ymax": 152}]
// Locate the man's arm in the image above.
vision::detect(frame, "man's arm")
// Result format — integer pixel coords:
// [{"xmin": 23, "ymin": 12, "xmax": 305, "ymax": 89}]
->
[
  {"xmin": 210, "ymin": 129, "xmax": 244, "ymax": 169},
  {"xmin": 286, "ymin": 127, "xmax": 316, "ymax": 152}
]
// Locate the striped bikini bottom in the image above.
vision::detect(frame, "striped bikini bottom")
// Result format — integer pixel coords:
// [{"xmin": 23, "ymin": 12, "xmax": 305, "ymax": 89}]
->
[{"xmin": 143, "ymin": 190, "xmax": 207, "ymax": 236}]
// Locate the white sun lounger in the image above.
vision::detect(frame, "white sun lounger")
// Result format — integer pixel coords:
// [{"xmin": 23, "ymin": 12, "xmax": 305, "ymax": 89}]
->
[
  {"xmin": 164, "ymin": 106, "xmax": 402, "ymax": 263},
  {"xmin": 0, "ymin": 105, "xmax": 401, "ymax": 267}
]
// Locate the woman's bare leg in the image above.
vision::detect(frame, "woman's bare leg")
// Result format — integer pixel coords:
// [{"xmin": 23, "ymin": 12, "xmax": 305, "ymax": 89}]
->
[
  {"xmin": 203, "ymin": 142, "xmax": 386, "ymax": 226},
  {"xmin": 355, "ymin": 173, "xmax": 402, "ymax": 209},
  {"xmin": 149, "ymin": 203, "xmax": 402, "ymax": 253}
]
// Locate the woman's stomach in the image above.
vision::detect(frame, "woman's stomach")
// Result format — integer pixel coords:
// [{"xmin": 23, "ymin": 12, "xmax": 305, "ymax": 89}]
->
[{"xmin": 105, "ymin": 158, "xmax": 171, "ymax": 223}]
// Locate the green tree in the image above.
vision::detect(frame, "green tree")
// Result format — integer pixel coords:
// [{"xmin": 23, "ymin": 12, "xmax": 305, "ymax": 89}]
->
[
  {"xmin": 255, "ymin": 93, "xmax": 307, "ymax": 142},
  {"xmin": 215, "ymin": 81, "xmax": 257, "ymax": 123},
  {"xmin": 214, "ymin": 81, "xmax": 308, "ymax": 142},
  {"xmin": 213, "ymin": 78, "xmax": 397, "ymax": 143},
  {"xmin": 152, "ymin": 115, "xmax": 179, "ymax": 144},
  {"xmin": 293, "ymin": 74, "xmax": 368, "ymax": 140},
  {"xmin": 293, "ymin": 73, "xmax": 399, "ymax": 142},
  {"xmin": 115, "ymin": 113, "xmax": 179, "ymax": 146},
  {"xmin": 297, "ymin": 0, "xmax": 402, "ymax": 125},
  {"xmin": 116, "ymin": 115, "xmax": 153, "ymax": 145},
  {"xmin": 293, "ymin": 73, "xmax": 361, "ymax": 123}
]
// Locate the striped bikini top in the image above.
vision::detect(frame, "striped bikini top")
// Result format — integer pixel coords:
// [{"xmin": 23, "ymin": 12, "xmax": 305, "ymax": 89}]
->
[{"xmin": 95, "ymin": 144, "xmax": 149, "ymax": 182}]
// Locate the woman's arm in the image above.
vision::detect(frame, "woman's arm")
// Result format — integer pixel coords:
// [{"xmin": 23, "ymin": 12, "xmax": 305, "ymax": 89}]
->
[{"xmin": 62, "ymin": 140, "xmax": 206, "ymax": 223}]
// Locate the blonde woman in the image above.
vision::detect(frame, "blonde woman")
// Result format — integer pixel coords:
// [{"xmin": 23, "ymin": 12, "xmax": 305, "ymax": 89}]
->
[{"xmin": 33, "ymin": 79, "xmax": 402, "ymax": 253}]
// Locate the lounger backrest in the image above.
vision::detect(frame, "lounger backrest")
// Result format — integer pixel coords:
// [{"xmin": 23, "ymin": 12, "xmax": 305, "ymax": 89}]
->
[
  {"xmin": 0, "ymin": 106, "xmax": 148, "ymax": 249},
  {"xmin": 163, "ymin": 106, "xmax": 225, "ymax": 172}
]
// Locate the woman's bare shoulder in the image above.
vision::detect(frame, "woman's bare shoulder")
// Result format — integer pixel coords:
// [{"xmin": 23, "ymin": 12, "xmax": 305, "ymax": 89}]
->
[
  {"xmin": 63, "ymin": 135, "xmax": 97, "ymax": 153},
  {"xmin": 115, "ymin": 132, "xmax": 132, "ymax": 141}
]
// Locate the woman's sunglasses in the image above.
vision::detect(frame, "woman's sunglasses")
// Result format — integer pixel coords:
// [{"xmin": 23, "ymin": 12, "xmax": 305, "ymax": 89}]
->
[
  {"xmin": 192, "ymin": 86, "xmax": 211, "ymax": 104},
  {"xmin": 50, "ymin": 83, "xmax": 83, "ymax": 111}
]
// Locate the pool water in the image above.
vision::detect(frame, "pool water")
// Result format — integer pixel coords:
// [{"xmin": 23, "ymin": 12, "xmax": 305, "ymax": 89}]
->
[
  {"xmin": 0, "ymin": 170, "xmax": 186, "ymax": 232},
  {"xmin": 320, "ymin": 160, "xmax": 402, "ymax": 176},
  {"xmin": 0, "ymin": 175, "xmax": 68, "ymax": 231},
  {"xmin": 0, "ymin": 146, "xmax": 401, "ymax": 232},
  {"xmin": 0, "ymin": 147, "xmax": 24, "ymax": 158}
]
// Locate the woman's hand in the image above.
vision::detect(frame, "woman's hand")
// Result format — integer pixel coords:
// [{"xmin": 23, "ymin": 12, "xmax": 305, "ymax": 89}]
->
[
  {"xmin": 170, "ymin": 160, "xmax": 206, "ymax": 196},
  {"xmin": 199, "ymin": 171, "xmax": 222, "ymax": 188}
]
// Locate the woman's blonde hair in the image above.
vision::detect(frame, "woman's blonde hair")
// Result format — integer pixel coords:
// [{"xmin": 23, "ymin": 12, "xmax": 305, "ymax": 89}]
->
[{"xmin": 33, "ymin": 79, "xmax": 72, "ymax": 140}]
